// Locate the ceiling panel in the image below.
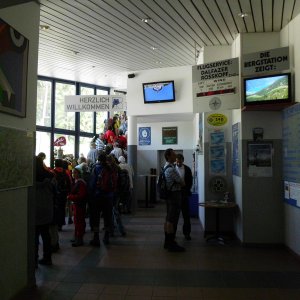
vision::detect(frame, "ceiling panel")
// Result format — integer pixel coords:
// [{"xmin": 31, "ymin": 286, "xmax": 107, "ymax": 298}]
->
[{"xmin": 35, "ymin": 0, "xmax": 300, "ymax": 89}]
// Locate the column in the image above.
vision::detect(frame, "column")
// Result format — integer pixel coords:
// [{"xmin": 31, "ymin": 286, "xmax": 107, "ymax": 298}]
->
[{"xmin": 127, "ymin": 115, "xmax": 137, "ymax": 212}]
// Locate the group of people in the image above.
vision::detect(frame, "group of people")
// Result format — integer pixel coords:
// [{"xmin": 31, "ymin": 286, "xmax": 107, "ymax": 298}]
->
[{"xmin": 35, "ymin": 144, "xmax": 133, "ymax": 267}]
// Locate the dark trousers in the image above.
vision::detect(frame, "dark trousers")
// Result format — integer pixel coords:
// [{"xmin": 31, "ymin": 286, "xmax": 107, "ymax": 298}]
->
[
  {"xmin": 181, "ymin": 191, "xmax": 191, "ymax": 236},
  {"xmin": 166, "ymin": 190, "xmax": 182, "ymax": 228},
  {"xmin": 90, "ymin": 194, "xmax": 113, "ymax": 233},
  {"xmin": 35, "ymin": 224, "xmax": 51, "ymax": 261},
  {"xmin": 73, "ymin": 204, "xmax": 86, "ymax": 238}
]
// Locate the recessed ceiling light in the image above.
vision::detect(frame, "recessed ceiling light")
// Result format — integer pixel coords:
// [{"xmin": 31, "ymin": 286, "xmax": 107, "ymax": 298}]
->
[
  {"xmin": 141, "ymin": 18, "xmax": 152, "ymax": 23},
  {"xmin": 155, "ymin": 61, "xmax": 162, "ymax": 64},
  {"xmin": 238, "ymin": 12, "xmax": 248, "ymax": 18},
  {"xmin": 40, "ymin": 25, "xmax": 50, "ymax": 30},
  {"xmin": 150, "ymin": 46, "xmax": 157, "ymax": 50}
]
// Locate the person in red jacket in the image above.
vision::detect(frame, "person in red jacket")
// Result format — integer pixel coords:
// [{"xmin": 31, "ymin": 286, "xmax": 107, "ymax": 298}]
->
[
  {"xmin": 104, "ymin": 125, "xmax": 116, "ymax": 146},
  {"xmin": 67, "ymin": 166, "xmax": 87, "ymax": 247}
]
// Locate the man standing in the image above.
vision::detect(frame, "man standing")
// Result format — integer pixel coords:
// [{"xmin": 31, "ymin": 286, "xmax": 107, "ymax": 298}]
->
[
  {"xmin": 163, "ymin": 148, "xmax": 185, "ymax": 252},
  {"xmin": 95, "ymin": 133, "xmax": 106, "ymax": 152},
  {"xmin": 175, "ymin": 153, "xmax": 193, "ymax": 240}
]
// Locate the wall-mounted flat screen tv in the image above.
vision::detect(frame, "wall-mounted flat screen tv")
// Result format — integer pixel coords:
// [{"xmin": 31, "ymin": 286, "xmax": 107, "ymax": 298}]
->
[
  {"xmin": 244, "ymin": 73, "xmax": 292, "ymax": 106},
  {"xmin": 143, "ymin": 80, "xmax": 175, "ymax": 104}
]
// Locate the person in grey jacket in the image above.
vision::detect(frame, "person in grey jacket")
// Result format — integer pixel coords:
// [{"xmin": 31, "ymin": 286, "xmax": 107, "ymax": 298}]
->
[{"xmin": 35, "ymin": 156, "xmax": 56, "ymax": 266}]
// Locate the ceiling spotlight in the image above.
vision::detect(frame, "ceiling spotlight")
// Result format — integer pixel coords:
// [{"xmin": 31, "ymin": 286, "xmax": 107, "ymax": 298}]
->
[
  {"xmin": 238, "ymin": 12, "xmax": 248, "ymax": 18},
  {"xmin": 150, "ymin": 46, "xmax": 157, "ymax": 50},
  {"xmin": 40, "ymin": 25, "xmax": 50, "ymax": 30},
  {"xmin": 141, "ymin": 18, "xmax": 152, "ymax": 23},
  {"xmin": 155, "ymin": 61, "xmax": 162, "ymax": 64}
]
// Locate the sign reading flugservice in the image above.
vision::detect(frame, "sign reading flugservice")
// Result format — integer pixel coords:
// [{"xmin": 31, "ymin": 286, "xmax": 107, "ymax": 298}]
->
[
  {"xmin": 242, "ymin": 47, "xmax": 289, "ymax": 76},
  {"xmin": 192, "ymin": 57, "xmax": 240, "ymax": 113},
  {"xmin": 65, "ymin": 95, "xmax": 127, "ymax": 112}
]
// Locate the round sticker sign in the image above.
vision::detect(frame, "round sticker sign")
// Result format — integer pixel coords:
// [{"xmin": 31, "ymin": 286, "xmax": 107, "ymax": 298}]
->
[{"xmin": 207, "ymin": 114, "xmax": 227, "ymax": 126}]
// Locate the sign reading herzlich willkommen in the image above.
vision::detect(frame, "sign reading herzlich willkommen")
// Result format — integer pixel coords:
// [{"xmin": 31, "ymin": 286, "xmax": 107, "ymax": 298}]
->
[{"xmin": 64, "ymin": 95, "xmax": 127, "ymax": 112}]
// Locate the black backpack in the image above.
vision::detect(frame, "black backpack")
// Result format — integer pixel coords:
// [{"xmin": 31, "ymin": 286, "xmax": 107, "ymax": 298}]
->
[
  {"xmin": 157, "ymin": 165, "xmax": 172, "ymax": 200},
  {"xmin": 55, "ymin": 170, "xmax": 69, "ymax": 194}
]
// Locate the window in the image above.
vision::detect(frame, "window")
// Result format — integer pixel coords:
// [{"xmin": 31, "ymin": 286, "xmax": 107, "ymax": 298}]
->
[
  {"xmin": 36, "ymin": 80, "xmax": 52, "ymax": 127},
  {"xmin": 55, "ymin": 82, "xmax": 76, "ymax": 130},
  {"xmin": 54, "ymin": 133, "xmax": 75, "ymax": 158},
  {"xmin": 96, "ymin": 89, "xmax": 109, "ymax": 134},
  {"xmin": 80, "ymin": 86, "xmax": 95, "ymax": 133},
  {"xmin": 36, "ymin": 77, "xmax": 110, "ymax": 167},
  {"xmin": 79, "ymin": 136, "xmax": 92, "ymax": 159},
  {"xmin": 36, "ymin": 131, "xmax": 51, "ymax": 167}
]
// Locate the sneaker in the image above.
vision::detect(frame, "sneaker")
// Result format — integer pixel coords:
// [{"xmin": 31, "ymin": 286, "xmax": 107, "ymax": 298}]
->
[
  {"xmin": 89, "ymin": 239, "xmax": 100, "ymax": 247},
  {"xmin": 168, "ymin": 242, "xmax": 185, "ymax": 252},
  {"xmin": 38, "ymin": 258, "xmax": 52, "ymax": 265}
]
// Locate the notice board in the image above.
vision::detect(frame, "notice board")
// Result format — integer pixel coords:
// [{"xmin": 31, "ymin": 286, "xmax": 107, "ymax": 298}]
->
[
  {"xmin": 0, "ymin": 126, "xmax": 34, "ymax": 191},
  {"xmin": 282, "ymin": 103, "xmax": 300, "ymax": 208}
]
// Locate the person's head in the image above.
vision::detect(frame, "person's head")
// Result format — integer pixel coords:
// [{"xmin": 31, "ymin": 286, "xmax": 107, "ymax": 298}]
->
[
  {"xmin": 79, "ymin": 162, "xmax": 88, "ymax": 173},
  {"xmin": 107, "ymin": 154, "xmax": 118, "ymax": 166},
  {"xmin": 118, "ymin": 156, "xmax": 126, "ymax": 164},
  {"xmin": 176, "ymin": 153, "xmax": 184, "ymax": 167},
  {"xmin": 164, "ymin": 148, "xmax": 176, "ymax": 164},
  {"xmin": 72, "ymin": 166, "xmax": 82, "ymax": 179},
  {"xmin": 90, "ymin": 141, "xmax": 96, "ymax": 149},
  {"xmin": 99, "ymin": 133, "xmax": 105, "ymax": 140},
  {"xmin": 113, "ymin": 141, "xmax": 120, "ymax": 148},
  {"xmin": 98, "ymin": 152, "xmax": 107, "ymax": 165},
  {"xmin": 37, "ymin": 152, "xmax": 46, "ymax": 160},
  {"xmin": 77, "ymin": 156, "xmax": 87, "ymax": 165},
  {"xmin": 118, "ymin": 129, "xmax": 123, "ymax": 136},
  {"xmin": 55, "ymin": 158, "xmax": 63, "ymax": 168},
  {"xmin": 108, "ymin": 125, "xmax": 113, "ymax": 131}
]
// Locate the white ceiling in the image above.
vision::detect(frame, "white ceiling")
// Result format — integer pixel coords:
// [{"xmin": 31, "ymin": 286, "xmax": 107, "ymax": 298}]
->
[{"xmin": 35, "ymin": 0, "xmax": 300, "ymax": 90}]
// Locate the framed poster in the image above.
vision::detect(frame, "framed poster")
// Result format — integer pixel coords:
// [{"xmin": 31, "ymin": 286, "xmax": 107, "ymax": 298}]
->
[
  {"xmin": 139, "ymin": 127, "xmax": 151, "ymax": 145},
  {"xmin": 247, "ymin": 142, "xmax": 273, "ymax": 177},
  {"xmin": 162, "ymin": 127, "xmax": 177, "ymax": 145},
  {"xmin": 0, "ymin": 18, "xmax": 29, "ymax": 117}
]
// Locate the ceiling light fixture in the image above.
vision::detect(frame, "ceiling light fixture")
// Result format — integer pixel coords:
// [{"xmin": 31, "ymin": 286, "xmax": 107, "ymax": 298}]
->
[
  {"xmin": 238, "ymin": 12, "xmax": 248, "ymax": 18},
  {"xmin": 141, "ymin": 17, "xmax": 152, "ymax": 23},
  {"xmin": 39, "ymin": 25, "xmax": 50, "ymax": 30},
  {"xmin": 150, "ymin": 46, "xmax": 157, "ymax": 50}
]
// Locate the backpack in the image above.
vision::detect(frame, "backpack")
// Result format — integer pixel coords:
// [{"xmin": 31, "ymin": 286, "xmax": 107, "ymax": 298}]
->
[
  {"xmin": 157, "ymin": 165, "xmax": 173, "ymax": 200},
  {"xmin": 96, "ymin": 165, "xmax": 118, "ymax": 193},
  {"xmin": 54, "ymin": 170, "xmax": 69, "ymax": 194},
  {"xmin": 118, "ymin": 168, "xmax": 130, "ymax": 193}
]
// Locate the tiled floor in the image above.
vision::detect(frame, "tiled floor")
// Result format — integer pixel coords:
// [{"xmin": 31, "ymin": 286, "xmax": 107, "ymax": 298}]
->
[{"xmin": 14, "ymin": 202, "xmax": 300, "ymax": 299}]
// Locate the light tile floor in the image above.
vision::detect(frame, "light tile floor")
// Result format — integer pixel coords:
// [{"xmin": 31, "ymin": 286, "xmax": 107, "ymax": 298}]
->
[{"xmin": 14, "ymin": 202, "xmax": 300, "ymax": 299}]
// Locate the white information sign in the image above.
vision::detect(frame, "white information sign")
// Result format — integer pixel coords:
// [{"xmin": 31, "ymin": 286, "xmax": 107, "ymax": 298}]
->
[
  {"xmin": 65, "ymin": 95, "xmax": 127, "ymax": 112},
  {"xmin": 192, "ymin": 58, "xmax": 240, "ymax": 113},
  {"xmin": 242, "ymin": 47, "xmax": 289, "ymax": 76}
]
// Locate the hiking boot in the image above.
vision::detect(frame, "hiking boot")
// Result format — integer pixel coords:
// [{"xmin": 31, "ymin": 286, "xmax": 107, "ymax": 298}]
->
[
  {"xmin": 51, "ymin": 243, "xmax": 60, "ymax": 253},
  {"xmin": 168, "ymin": 242, "xmax": 185, "ymax": 252},
  {"xmin": 38, "ymin": 258, "xmax": 52, "ymax": 265},
  {"xmin": 72, "ymin": 238, "xmax": 83, "ymax": 247},
  {"xmin": 185, "ymin": 235, "xmax": 191, "ymax": 241}
]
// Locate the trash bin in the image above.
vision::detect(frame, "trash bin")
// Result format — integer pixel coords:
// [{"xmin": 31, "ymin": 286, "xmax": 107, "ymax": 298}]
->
[{"xmin": 189, "ymin": 193, "xmax": 199, "ymax": 217}]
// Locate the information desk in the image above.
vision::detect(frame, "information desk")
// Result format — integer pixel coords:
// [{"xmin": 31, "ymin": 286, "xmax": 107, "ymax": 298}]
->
[{"xmin": 199, "ymin": 201, "xmax": 237, "ymax": 244}]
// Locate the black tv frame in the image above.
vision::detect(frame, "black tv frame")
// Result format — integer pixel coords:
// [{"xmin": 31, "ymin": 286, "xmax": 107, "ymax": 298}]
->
[
  {"xmin": 143, "ymin": 80, "xmax": 175, "ymax": 104},
  {"xmin": 243, "ymin": 72, "xmax": 292, "ymax": 107}
]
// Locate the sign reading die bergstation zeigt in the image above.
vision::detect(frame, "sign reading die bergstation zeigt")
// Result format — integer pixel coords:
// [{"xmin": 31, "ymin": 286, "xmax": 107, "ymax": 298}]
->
[{"xmin": 242, "ymin": 47, "xmax": 289, "ymax": 76}]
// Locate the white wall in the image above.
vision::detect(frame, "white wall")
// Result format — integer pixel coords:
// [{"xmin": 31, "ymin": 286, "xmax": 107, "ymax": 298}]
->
[
  {"xmin": 280, "ymin": 14, "xmax": 300, "ymax": 255},
  {"xmin": 127, "ymin": 65, "xmax": 193, "ymax": 116},
  {"xmin": 137, "ymin": 120, "xmax": 195, "ymax": 151},
  {"xmin": 203, "ymin": 45, "xmax": 232, "ymax": 62},
  {"xmin": 0, "ymin": 3, "xmax": 40, "ymax": 299}
]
